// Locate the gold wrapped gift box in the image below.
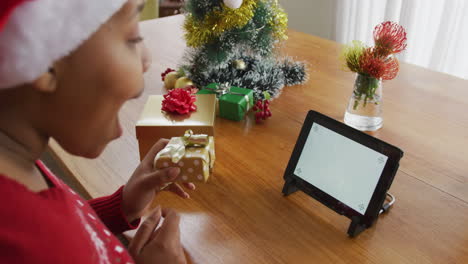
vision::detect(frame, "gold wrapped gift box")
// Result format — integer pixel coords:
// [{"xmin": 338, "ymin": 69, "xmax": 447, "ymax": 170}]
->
[
  {"xmin": 136, "ymin": 94, "xmax": 216, "ymax": 160},
  {"xmin": 154, "ymin": 131, "xmax": 215, "ymax": 183}
]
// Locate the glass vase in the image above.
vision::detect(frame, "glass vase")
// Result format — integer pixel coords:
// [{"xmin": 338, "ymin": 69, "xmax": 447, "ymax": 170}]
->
[{"xmin": 344, "ymin": 73, "xmax": 383, "ymax": 131}]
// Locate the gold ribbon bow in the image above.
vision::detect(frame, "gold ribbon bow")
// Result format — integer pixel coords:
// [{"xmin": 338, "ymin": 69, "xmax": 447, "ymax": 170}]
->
[
  {"xmin": 183, "ymin": 130, "xmax": 209, "ymax": 147},
  {"xmin": 156, "ymin": 130, "xmax": 209, "ymax": 164}
]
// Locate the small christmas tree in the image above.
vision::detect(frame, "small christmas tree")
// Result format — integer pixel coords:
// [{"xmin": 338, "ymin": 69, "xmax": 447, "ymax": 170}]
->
[{"xmin": 180, "ymin": 0, "xmax": 307, "ymax": 101}]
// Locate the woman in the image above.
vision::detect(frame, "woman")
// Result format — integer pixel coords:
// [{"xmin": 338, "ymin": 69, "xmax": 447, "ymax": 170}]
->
[{"xmin": 0, "ymin": 0, "xmax": 193, "ymax": 263}]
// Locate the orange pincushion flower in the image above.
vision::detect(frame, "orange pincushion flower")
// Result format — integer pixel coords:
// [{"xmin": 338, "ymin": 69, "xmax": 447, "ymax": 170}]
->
[
  {"xmin": 359, "ymin": 48, "xmax": 400, "ymax": 80},
  {"xmin": 373, "ymin": 21, "xmax": 407, "ymax": 57},
  {"xmin": 381, "ymin": 56, "xmax": 399, "ymax": 81}
]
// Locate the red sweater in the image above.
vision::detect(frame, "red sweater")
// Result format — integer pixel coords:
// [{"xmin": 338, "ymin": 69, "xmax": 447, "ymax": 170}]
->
[{"xmin": 0, "ymin": 160, "xmax": 140, "ymax": 264}]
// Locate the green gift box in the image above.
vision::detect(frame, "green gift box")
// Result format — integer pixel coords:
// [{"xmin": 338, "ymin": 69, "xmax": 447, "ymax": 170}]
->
[{"xmin": 197, "ymin": 83, "xmax": 254, "ymax": 121}]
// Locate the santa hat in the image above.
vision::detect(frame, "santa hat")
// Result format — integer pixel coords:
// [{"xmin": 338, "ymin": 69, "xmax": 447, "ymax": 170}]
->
[{"xmin": 0, "ymin": 0, "xmax": 127, "ymax": 89}]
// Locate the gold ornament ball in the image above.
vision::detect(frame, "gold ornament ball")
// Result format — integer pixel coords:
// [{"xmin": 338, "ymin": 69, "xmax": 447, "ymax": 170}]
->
[
  {"xmin": 175, "ymin": 77, "xmax": 194, "ymax": 89},
  {"xmin": 234, "ymin": 59, "xmax": 246, "ymax": 70},
  {"xmin": 164, "ymin": 72, "xmax": 179, "ymax": 90}
]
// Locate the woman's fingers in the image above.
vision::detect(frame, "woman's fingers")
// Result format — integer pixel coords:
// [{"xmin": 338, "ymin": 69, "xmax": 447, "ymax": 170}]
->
[
  {"xmin": 140, "ymin": 166, "xmax": 196, "ymax": 197},
  {"xmin": 142, "ymin": 138, "xmax": 170, "ymax": 168},
  {"xmin": 167, "ymin": 182, "xmax": 190, "ymax": 198},
  {"xmin": 128, "ymin": 206, "xmax": 162, "ymax": 256},
  {"xmin": 142, "ymin": 167, "xmax": 180, "ymax": 191},
  {"xmin": 148, "ymin": 209, "xmax": 181, "ymax": 248},
  {"xmin": 182, "ymin": 182, "xmax": 196, "ymax": 191}
]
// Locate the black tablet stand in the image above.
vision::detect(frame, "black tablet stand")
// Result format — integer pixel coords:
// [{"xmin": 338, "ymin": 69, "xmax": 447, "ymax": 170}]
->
[
  {"xmin": 282, "ymin": 178, "xmax": 374, "ymax": 238},
  {"xmin": 347, "ymin": 216, "xmax": 367, "ymax": 237},
  {"xmin": 282, "ymin": 178, "xmax": 298, "ymax": 196}
]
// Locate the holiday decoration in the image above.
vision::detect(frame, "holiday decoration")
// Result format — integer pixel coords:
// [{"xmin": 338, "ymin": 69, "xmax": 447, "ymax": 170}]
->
[
  {"xmin": 163, "ymin": 69, "xmax": 180, "ymax": 90},
  {"xmin": 185, "ymin": 85, "xmax": 200, "ymax": 94},
  {"xmin": 154, "ymin": 130, "xmax": 215, "ymax": 183},
  {"xmin": 179, "ymin": 0, "xmax": 307, "ymax": 104},
  {"xmin": 0, "ymin": 0, "xmax": 127, "ymax": 89},
  {"xmin": 136, "ymin": 94, "xmax": 216, "ymax": 160},
  {"xmin": 174, "ymin": 76, "xmax": 194, "ymax": 89},
  {"xmin": 342, "ymin": 21, "xmax": 407, "ymax": 131},
  {"xmin": 164, "ymin": 72, "xmax": 179, "ymax": 89},
  {"xmin": 162, "ymin": 88, "xmax": 197, "ymax": 115},
  {"xmin": 234, "ymin": 59, "xmax": 247, "ymax": 70},
  {"xmin": 223, "ymin": 0, "xmax": 243, "ymax": 9},
  {"xmin": 252, "ymin": 98, "xmax": 272, "ymax": 124},
  {"xmin": 183, "ymin": 0, "xmax": 258, "ymax": 48},
  {"xmin": 161, "ymin": 68, "xmax": 176, "ymax": 81},
  {"xmin": 197, "ymin": 83, "xmax": 254, "ymax": 121}
]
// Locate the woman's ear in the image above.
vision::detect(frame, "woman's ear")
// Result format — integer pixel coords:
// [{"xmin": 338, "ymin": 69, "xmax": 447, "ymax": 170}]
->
[{"xmin": 31, "ymin": 68, "xmax": 57, "ymax": 93}]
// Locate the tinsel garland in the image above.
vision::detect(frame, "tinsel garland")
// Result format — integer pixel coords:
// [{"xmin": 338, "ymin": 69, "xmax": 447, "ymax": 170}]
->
[
  {"xmin": 197, "ymin": 1, "xmax": 274, "ymax": 63},
  {"xmin": 184, "ymin": 0, "xmax": 258, "ymax": 47},
  {"xmin": 267, "ymin": 1, "xmax": 288, "ymax": 41},
  {"xmin": 181, "ymin": 49, "xmax": 307, "ymax": 101},
  {"xmin": 184, "ymin": 0, "xmax": 288, "ymax": 48},
  {"xmin": 282, "ymin": 58, "xmax": 308, "ymax": 86},
  {"xmin": 184, "ymin": 0, "xmax": 221, "ymax": 21}
]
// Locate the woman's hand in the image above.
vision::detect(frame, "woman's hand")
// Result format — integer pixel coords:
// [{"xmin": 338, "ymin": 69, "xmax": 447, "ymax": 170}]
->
[
  {"xmin": 129, "ymin": 207, "xmax": 187, "ymax": 264},
  {"xmin": 122, "ymin": 139, "xmax": 196, "ymax": 222}
]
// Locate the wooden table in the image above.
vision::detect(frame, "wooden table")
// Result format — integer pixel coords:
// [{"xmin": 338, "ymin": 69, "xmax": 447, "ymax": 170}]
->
[{"xmin": 49, "ymin": 15, "xmax": 468, "ymax": 263}]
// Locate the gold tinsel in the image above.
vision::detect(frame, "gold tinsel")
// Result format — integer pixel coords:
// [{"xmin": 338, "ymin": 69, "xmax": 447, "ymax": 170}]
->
[
  {"xmin": 268, "ymin": 0, "xmax": 288, "ymax": 41},
  {"xmin": 184, "ymin": 0, "xmax": 258, "ymax": 47},
  {"xmin": 184, "ymin": 0, "xmax": 289, "ymax": 47}
]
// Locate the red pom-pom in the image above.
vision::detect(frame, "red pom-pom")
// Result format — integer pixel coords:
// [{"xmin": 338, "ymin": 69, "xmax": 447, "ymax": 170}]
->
[
  {"xmin": 161, "ymin": 68, "xmax": 176, "ymax": 81},
  {"xmin": 162, "ymin": 88, "xmax": 197, "ymax": 115}
]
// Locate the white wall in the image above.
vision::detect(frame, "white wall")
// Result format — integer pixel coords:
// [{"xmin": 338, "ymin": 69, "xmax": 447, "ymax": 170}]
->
[{"xmin": 279, "ymin": 0, "xmax": 335, "ymax": 40}]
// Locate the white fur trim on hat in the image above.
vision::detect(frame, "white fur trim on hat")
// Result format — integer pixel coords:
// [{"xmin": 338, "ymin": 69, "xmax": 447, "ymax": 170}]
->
[{"xmin": 0, "ymin": 0, "xmax": 127, "ymax": 89}]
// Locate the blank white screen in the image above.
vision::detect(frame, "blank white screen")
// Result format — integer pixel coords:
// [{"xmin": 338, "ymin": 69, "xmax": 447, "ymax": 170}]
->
[{"xmin": 294, "ymin": 123, "xmax": 388, "ymax": 214}]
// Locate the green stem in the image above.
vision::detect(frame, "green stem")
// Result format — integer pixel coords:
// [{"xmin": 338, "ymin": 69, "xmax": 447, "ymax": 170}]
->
[{"xmin": 352, "ymin": 74, "xmax": 380, "ymax": 110}]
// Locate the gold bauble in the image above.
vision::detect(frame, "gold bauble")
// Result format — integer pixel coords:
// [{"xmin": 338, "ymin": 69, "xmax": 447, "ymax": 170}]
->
[
  {"xmin": 234, "ymin": 59, "xmax": 246, "ymax": 70},
  {"xmin": 164, "ymin": 72, "xmax": 179, "ymax": 90},
  {"xmin": 174, "ymin": 77, "xmax": 194, "ymax": 89}
]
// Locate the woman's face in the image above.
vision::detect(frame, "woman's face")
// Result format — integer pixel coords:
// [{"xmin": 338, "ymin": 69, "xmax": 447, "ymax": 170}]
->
[{"xmin": 44, "ymin": 0, "xmax": 148, "ymax": 158}]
